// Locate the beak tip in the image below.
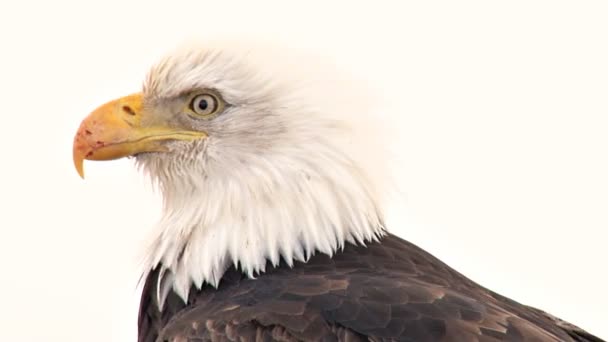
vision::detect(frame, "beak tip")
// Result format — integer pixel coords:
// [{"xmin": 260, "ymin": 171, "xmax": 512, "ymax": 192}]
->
[
  {"xmin": 75, "ymin": 161, "xmax": 85, "ymax": 179},
  {"xmin": 73, "ymin": 149, "xmax": 86, "ymax": 179}
]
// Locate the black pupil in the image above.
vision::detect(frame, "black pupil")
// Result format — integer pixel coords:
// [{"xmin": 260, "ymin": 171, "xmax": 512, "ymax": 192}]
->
[{"xmin": 198, "ymin": 98, "xmax": 209, "ymax": 111}]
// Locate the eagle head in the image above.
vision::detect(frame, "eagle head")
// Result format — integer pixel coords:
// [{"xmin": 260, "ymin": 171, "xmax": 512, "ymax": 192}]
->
[{"xmin": 73, "ymin": 41, "xmax": 390, "ymax": 303}]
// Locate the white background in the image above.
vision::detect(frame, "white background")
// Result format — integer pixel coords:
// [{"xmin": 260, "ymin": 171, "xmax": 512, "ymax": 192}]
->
[{"xmin": 0, "ymin": 1, "xmax": 606, "ymax": 341}]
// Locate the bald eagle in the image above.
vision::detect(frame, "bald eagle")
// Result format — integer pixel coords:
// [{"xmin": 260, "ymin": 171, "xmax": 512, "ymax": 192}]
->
[{"xmin": 73, "ymin": 42, "xmax": 604, "ymax": 342}]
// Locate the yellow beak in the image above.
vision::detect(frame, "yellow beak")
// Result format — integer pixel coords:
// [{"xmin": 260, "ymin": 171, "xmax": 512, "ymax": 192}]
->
[{"xmin": 73, "ymin": 93, "xmax": 206, "ymax": 178}]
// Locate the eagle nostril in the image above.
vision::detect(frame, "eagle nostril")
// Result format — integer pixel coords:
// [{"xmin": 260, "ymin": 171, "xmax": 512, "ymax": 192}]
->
[{"xmin": 122, "ymin": 105, "xmax": 136, "ymax": 116}]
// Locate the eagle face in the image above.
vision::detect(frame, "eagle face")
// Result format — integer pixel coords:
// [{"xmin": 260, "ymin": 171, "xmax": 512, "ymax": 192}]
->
[
  {"xmin": 73, "ymin": 41, "xmax": 389, "ymax": 302},
  {"xmin": 135, "ymin": 48, "xmax": 303, "ymax": 196}
]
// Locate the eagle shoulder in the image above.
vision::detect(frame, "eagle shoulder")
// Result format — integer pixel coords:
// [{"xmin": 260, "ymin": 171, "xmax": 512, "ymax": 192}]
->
[{"xmin": 139, "ymin": 234, "xmax": 603, "ymax": 342}]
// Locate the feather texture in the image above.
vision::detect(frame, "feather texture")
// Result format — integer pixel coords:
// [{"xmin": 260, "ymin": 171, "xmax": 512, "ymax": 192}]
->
[{"xmin": 138, "ymin": 234, "xmax": 604, "ymax": 342}]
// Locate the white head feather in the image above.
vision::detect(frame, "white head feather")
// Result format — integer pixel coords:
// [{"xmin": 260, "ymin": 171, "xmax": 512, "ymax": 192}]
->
[{"xmin": 136, "ymin": 40, "xmax": 392, "ymax": 306}]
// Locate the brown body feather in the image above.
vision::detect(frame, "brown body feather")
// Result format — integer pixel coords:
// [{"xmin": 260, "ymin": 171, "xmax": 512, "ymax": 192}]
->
[{"xmin": 138, "ymin": 234, "xmax": 604, "ymax": 342}]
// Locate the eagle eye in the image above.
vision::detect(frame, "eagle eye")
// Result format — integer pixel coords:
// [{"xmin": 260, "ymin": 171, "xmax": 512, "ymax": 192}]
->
[{"xmin": 189, "ymin": 93, "xmax": 221, "ymax": 116}]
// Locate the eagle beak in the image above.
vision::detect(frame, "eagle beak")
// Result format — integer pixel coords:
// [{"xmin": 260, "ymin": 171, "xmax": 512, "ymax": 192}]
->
[{"xmin": 73, "ymin": 93, "xmax": 206, "ymax": 178}]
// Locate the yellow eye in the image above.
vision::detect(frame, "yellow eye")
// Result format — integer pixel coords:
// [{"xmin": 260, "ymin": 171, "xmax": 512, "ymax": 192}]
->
[{"xmin": 189, "ymin": 93, "xmax": 220, "ymax": 116}]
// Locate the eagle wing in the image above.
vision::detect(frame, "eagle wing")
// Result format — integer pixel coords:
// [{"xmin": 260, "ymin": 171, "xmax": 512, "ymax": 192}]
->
[{"xmin": 139, "ymin": 235, "xmax": 604, "ymax": 342}]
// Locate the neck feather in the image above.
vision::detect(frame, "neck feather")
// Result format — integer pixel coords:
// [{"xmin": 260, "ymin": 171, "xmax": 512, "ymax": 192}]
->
[{"xmin": 138, "ymin": 141, "xmax": 386, "ymax": 307}]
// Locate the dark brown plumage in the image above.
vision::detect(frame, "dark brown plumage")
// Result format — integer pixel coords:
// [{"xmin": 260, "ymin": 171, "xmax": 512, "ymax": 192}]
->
[{"xmin": 138, "ymin": 234, "xmax": 604, "ymax": 342}]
